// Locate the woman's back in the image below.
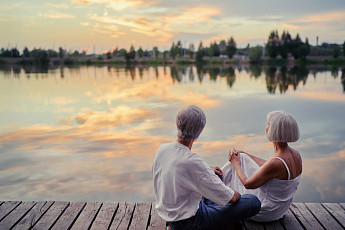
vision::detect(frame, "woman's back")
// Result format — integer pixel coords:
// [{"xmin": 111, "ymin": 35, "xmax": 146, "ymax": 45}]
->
[
  {"xmin": 222, "ymin": 153, "xmax": 301, "ymax": 222},
  {"xmin": 271, "ymin": 146, "xmax": 302, "ymax": 180}
]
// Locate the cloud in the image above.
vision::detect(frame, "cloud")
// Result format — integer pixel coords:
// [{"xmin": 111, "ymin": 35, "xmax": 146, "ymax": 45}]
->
[
  {"xmin": 74, "ymin": 105, "xmax": 155, "ymax": 129},
  {"xmin": 46, "ymin": 3, "xmax": 70, "ymax": 9},
  {"xmin": 39, "ymin": 11, "xmax": 75, "ymax": 19},
  {"xmin": 88, "ymin": 75, "xmax": 220, "ymax": 108},
  {"xmin": 299, "ymin": 11, "xmax": 345, "ymax": 23},
  {"xmin": 282, "ymin": 23, "xmax": 301, "ymax": 29},
  {"xmin": 71, "ymin": 0, "xmax": 156, "ymax": 11}
]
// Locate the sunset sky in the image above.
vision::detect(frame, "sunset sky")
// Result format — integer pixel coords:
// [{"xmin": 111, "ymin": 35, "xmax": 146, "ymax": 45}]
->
[{"xmin": 1, "ymin": 0, "xmax": 345, "ymax": 53}]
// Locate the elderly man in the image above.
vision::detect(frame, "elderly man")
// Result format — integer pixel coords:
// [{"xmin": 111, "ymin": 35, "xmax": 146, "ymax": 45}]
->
[{"xmin": 153, "ymin": 105, "xmax": 261, "ymax": 230}]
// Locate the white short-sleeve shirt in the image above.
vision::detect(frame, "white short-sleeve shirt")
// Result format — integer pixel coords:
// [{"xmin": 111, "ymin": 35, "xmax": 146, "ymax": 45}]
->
[{"xmin": 152, "ymin": 141, "xmax": 235, "ymax": 222}]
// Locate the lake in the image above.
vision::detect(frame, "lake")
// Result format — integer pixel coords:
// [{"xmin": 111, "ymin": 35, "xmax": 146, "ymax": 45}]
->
[{"xmin": 0, "ymin": 64, "xmax": 344, "ymax": 203}]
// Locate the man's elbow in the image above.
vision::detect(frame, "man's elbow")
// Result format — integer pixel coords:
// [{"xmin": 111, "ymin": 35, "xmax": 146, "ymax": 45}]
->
[{"xmin": 229, "ymin": 191, "xmax": 241, "ymax": 203}]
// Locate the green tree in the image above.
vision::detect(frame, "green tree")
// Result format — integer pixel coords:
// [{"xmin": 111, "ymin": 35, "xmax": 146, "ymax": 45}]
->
[
  {"xmin": 137, "ymin": 47, "xmax": 144, "ymax": 58},
  {"xmin": 332, "ymin": 46, "xmax": 340, "ymax": 58},
  {"xmin": 112, "ymin": 47, "xmax": 119, "ymax": 56},
  {"xmin": 196, "ymin": 41, "xmax": 204, "ymax": 62},
  {"xmin": 129, "ymin": 45, "xmax": 136, "ymax": 59},
  {"xmin": 226, "ymin": 37, "xmax": 237, "ymax": 59},
  {"xmin": 106, "ymin": 51, "xmax": 112, "ymax": 59},
  {"xmin": 188, "ymin": 44, "xmax": 194, "ymax": 59},
  {"xmin": 249, "ymin": 46, "xmax": 263, "ymax": 63},
  {"xmin": 176, "ymin": 41, "xmax": 183, "ymax": 56},
  {"xmin": 219, "ymin": 40, "xmax": 226, "ymax": 56},
  {"xmin": 170, "ymin": 42, "xmax": 177, "ymax": 60},
  {"xmin": 153, "ymin": 46, "xmax": 159, "ymax": 59},
  {"xmin": 208, "ymin": 43, "xmax": 215, "ymax": 57},
  {"xmin": 213, "ymin": 42, "xmax": 220, "ymax": 56},
  {"xmin": 23, "ymin": 47, "xmax": 30, "ymax": 57},
  {"xmin": 58, "ymin": 47, "xmax": 65, "ymax": 59},
  {"xmin": 343, "ymin": 41, "xmax": 345, "ymax": 57},
  {"xmin": 299, "ymin": 38, "xmax": 310, "ymax": 59},
  {"xmin": 291, "ymin": 34, "xmax": 304, "ymax": 59},
  {"xmin": 118, "ymin": 48, "xmax": 127, "ymax": 57},
  {"xmin": 266, "ymin": 30, "xmax": 280, "ymax": 58},
  {"xmin": 163, "ymin": 50, "xmax": 168, "ymax": 60},
  {"xmin": 10, "ymin": 48, "xmax": 20, "ymax": 58}
]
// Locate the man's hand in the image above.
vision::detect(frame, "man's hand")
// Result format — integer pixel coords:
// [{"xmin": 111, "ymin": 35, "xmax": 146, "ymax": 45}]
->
[
  {"xmin": 210, "ymin": 166, "xmax": 223, "ymax": 177},
  {"xmin": 230, "ymin": 191, "xmax": 241, "ymax": 203}
]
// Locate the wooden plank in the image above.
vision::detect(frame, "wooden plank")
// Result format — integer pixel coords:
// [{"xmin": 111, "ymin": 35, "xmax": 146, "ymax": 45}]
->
[
  {"xmin": 70, "ymin": 202, "xmax": 102, "ymax": 230},
  {"xmin": 243, "ymin": 220, "xmax": 265, "ymax": 230},
  {"xmin": 129, "ymin": 202, "xmax": 151, "ymax": 230},
  {"xmin": 90, "ymin": 202, "xmax": 118, "ymax": 230},
  {"xmin": 264, "ymin": 220, "xmax": 284, "ymax": 230},
  {"xmin": 0, "ymin": 201, "xmax": 36, "ymax": 229},
  {"xmin": 0, "ymin": 201, "xmax": 21, "ymax": 222},
  {"xmin": 340, "ymin": 203, "xmax": 345, "ymax": 211},
  {"xmin": 109, "ymin": 202, "xmax": 135, "ymax": 230},
  {"xmin": 148, "ymin": 202, "xmax": 166, "ymax": 230},
  {"xmin": 290, "ymin": 203, "xmax": 323, "ymax": 230},
  {"xmin": 305, "ymin": 203, "xmax": 343, "ymax": 230},
  {"xmin": 322, "ymin": 203, "xmax": 345, "ymax": 228},
  {"xmin": 12, "ymin": 201, "xmax": 54, "ymax": 230},
  {"xmin": 51, "ymin": 202, "xmax": 86, "ymax": 230},
  {"xmin": 279, "ymin": 209, "xmax": 304, "ymax": 230},
  {"xmin": 0, "ymin": 202, "xmax": 4, "ymax": 206},
  {"xmin": 31, "ymin": 201, "xmax": 69, "ymax": 230}
]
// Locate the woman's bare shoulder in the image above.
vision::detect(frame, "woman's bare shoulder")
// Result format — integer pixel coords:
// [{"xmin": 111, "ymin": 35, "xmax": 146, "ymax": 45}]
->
[{"xmin": 290, "ymin": 147, "xmax": 302, "ymax": 162}]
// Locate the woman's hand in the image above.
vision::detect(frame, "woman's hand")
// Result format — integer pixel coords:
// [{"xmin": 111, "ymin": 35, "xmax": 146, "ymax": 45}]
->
[
  {"xmin": 229, "ymin": 148, "xmax": 241, "ymax": 166},
  {"xmin": 210, "ymin": 166, "xmax": 223, "ymax": 177}
]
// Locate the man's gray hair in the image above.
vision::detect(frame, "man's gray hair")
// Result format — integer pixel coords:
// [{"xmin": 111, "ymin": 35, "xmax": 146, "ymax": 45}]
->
[
  {"xmin": 266, "ymin": 111, "xmax": 300, "ymax": 143},
  {"xmin": 176, "ymin": 105, "xmax": 206, "ymax": 142}
]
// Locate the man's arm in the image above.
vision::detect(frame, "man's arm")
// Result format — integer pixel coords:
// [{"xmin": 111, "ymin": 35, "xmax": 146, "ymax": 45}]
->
[{"xmin": 229, "ymin": 190, "xmax": 241, "ymax": 203}]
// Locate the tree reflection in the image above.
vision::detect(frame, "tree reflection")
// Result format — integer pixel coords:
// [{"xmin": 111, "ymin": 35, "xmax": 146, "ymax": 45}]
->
[
  {"xmin": 208, "ymin": 67, "xmax": 220, "ymax": 81},
  {"xmin": 341, "ymin": 68, "xmax": 345, "ymax": 93},
  {"xmin": 331, "ymin": 66, "xmax": 339, "ymax": 78},
  {"xmin": 170, "ymin": 66, "xmax": 181, "ymax": 82},
  {"xmin": 125, "ymin": 65, "xmax": 136, "ymax": 80},
  {"xmin": 196, "ymin": 64, "xmax": 205, "ymax": 83},
  {"xmin": 0, "ymin": 64, "xmax": 343, "ymax": 94},
  {"xmin": 188, "ymin": 66, "xmax": 195, "ymax": 81},
  {"xmin": 225, "ymin": 67, "xmax": 236, "ymax": 88},
  {"xmin": 265, "ymin": 65, "xmax": 309, "ymax": 94},
  {"xmin": 248, "ymin": 65, "xmax": 262, "ymax": 78}
]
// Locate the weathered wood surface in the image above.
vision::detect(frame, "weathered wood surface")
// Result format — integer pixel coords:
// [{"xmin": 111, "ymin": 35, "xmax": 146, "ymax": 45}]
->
[{"xmin": 1, "ymin": 201, "xmax": 344, "ymax": 229}]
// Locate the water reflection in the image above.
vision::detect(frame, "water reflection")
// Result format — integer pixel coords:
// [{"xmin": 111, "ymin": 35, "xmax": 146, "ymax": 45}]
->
[
  {"xmin": 0, "ymin": 65, "xmax": 344, "ymax": 202},
  {"xmin": 2, "ymin": 64, "xmax": 344, "ymax": 94}
]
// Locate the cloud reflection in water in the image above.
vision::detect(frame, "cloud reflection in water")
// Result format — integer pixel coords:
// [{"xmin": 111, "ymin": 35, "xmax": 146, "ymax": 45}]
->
[{"xmin": 0, "ymin": 65, "xmax": 344, "ymax": 202}]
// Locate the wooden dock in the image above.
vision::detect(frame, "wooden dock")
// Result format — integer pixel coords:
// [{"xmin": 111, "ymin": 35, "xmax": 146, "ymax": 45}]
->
[{"xmin": 0, "ymin": 201, "xmax": 344, "ymax": 229}]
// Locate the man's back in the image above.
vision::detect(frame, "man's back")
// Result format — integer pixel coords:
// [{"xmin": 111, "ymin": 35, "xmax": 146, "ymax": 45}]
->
[{"xmin": 153, "ymin": 141, "xmax": 235, "ymax": 222}]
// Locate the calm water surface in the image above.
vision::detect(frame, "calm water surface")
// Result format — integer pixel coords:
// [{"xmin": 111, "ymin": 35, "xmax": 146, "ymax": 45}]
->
[{"xmin": 0, "ymin": 65, "xmax": 344, "ymax": 202}]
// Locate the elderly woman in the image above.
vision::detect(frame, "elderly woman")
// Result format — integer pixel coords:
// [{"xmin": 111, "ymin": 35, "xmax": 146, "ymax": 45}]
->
[
  {"xmin": 153, "ymin": 105, "xmax": 261, "ymax": 230},
  {"xmin": 222, "ymin": 111, "xmax": 302, "ymax": 222}
]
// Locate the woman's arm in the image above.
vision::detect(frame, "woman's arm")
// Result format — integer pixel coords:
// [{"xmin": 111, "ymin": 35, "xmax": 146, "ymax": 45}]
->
[
  {"xmin": 230, "ymin": 153, "xmax": 280, "ymax": 189},
  {"xmin": 238, "ymin": 150, "xmax": 266, "ymax": 167}
]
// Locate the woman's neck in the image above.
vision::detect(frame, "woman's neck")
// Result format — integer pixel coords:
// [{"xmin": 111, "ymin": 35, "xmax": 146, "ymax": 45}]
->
[{"xmin": 273, "ymin": 142, "xmax": 289, "ymax": 156}]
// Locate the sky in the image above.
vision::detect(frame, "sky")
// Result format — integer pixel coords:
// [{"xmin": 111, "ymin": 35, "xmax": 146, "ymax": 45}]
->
[{"xmin": 1, "ymin": 0, "xmax": 345, "ymax": 54}]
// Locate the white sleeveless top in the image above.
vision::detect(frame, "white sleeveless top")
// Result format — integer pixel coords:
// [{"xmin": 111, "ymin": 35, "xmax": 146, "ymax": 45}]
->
[{"xmin": 222, "ymin": 154, "xmax": 301, "ymax": 222}]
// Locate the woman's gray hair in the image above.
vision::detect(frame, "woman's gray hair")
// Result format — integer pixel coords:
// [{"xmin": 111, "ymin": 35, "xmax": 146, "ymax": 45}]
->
[
  {"xmin": 266, "ymin": 111, "xmax": 300, "ymax": 143},
  {"xmin": 176, "ymin": 105, "xmax": 206, "ymax": 142}
]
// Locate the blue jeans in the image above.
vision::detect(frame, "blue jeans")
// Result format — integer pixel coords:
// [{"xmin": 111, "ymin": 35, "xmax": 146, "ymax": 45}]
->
[{"xmin": 168, "ymin": 175, "xmax": 261, "ymax": 230}]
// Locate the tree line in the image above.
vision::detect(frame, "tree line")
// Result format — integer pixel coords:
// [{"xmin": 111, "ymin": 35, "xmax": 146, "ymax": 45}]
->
[{"xmin": 1, "ymin": 30, "xmax": 344, "ymax": 65}]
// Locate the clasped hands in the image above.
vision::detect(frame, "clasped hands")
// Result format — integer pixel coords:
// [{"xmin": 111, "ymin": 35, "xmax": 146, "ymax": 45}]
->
[
  {"xmin": 229, "ymin": 148, "xmax": 241, "ymax": 165},
  {"xmin": 211, "ymin": 148, "xmax": 242, "ymax": 176}
]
